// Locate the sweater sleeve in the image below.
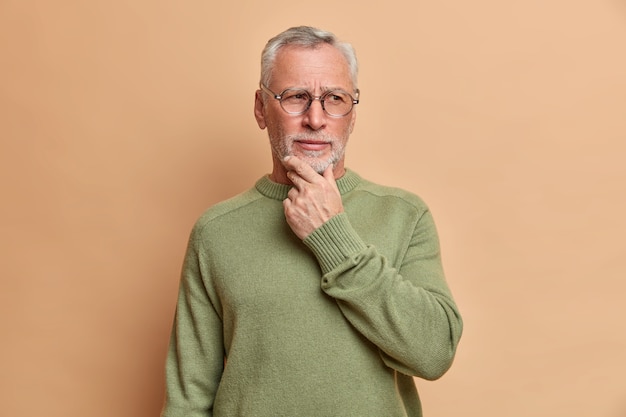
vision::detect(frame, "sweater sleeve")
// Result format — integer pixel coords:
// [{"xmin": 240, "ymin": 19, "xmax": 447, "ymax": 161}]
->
[
  {"xmin": 161, "ymin": 229, "xmax": 224, "ymax": 417},
  {"xmin": 303, "ymin": 210, "xmax": 463, "ymax": 380}
]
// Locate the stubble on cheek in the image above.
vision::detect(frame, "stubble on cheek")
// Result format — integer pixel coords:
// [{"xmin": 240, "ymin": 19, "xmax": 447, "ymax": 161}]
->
[{"xmin": 266, "ymin": 116, "xmax": 350, "ymax": 174}]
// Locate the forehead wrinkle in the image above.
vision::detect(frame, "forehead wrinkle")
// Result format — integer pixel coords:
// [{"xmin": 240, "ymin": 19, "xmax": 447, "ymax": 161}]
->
[
  {"xmin": 271, "ymin": 44, "xmax": 354, "ymax": 94},
  {"xmin": 282, "ymin": 85, "xmax": 349, "ymax": 94}
]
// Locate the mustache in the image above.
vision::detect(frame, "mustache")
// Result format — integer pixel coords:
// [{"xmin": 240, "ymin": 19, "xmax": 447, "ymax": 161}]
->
[{"xmin": 285, "ymin": 132, "xmax": 335, "ymax": 142}]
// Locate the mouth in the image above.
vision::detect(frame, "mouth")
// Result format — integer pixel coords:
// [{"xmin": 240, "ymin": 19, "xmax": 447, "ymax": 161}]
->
[{"xmin": 294, "ymin": 140, "xmax": 330, "ymax": 152}]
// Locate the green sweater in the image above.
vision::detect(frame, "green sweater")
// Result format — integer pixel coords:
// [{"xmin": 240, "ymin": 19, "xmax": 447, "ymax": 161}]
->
[{"xmin": 161, "ymin": 170, "xmax": 462, "ymax": 417}]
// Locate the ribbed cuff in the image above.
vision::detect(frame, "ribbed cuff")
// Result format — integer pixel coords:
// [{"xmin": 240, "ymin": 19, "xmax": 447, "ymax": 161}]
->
[{"xmin": 303, "ymin": 213, "xmax": 367, "ymax": 275}]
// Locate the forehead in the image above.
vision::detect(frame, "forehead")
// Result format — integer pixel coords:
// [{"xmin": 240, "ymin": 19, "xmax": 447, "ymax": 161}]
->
[{"xmin": 270, "ymin": 44, "xmax": 352, "ymax": 91}]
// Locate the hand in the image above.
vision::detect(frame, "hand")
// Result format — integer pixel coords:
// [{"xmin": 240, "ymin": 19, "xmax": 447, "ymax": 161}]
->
[{"xmin": 282, "ymin": 156, "xmax": 344, "ymax": 240}]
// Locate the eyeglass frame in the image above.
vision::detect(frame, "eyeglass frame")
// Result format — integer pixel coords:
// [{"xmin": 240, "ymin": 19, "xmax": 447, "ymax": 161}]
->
[{"xmin": 259, "ymin": 84, "xmax": 360, "ymax": 118}]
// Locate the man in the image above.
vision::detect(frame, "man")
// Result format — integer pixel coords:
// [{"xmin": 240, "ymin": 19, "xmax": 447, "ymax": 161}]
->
[{"xmin": 161, "ymin": 26, "xmax": 463, "ymax": 417}]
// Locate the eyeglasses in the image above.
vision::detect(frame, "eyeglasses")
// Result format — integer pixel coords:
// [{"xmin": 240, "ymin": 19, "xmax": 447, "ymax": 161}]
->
[{"xmin": 260, "ymin": 84, "xmax": 360, "ymax": 117}]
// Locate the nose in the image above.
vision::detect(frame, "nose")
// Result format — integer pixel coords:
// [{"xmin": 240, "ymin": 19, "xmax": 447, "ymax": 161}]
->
[{"xmin": 302, "ymin": 97, "xmax": 327, "ymax": 130}]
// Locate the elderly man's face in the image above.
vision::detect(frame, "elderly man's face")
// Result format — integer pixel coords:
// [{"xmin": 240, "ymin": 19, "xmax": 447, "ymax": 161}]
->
[{"xmin": 254, "ymin": 44, "xmax": 357, "ymax": 183}]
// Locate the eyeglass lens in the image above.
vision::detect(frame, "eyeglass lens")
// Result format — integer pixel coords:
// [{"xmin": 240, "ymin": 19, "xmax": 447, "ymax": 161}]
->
[{"xmin": 280, "ymin": 90, "xmax": 354, "ymax": 116}]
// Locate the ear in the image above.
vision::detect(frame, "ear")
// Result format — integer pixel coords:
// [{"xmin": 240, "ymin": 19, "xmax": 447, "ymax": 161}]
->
[{"xmin": 254, "ymin": 90, "xmax": 267, "ymax": 130}]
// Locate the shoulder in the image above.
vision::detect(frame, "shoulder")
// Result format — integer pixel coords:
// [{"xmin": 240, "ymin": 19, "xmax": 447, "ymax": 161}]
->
[
  {"xmin": 352, "ymin": 174, "xmax": 430, "ymax": 213},
  {"xmin": 190, "ymin": 186, "xmax": 263, "ymax": 237}
]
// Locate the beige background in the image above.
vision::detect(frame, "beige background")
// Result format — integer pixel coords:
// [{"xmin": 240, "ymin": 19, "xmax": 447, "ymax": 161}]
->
[{"xmin": 1, "ymin": 1, "xmax": 625, "ymax": 416}]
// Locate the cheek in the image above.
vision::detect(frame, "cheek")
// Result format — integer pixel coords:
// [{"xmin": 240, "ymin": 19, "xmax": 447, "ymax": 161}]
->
[
  {"xmin": 268, "ymin": 114, "xmax": 300, "ymax": 135},
  {"xmin": 338, "ymin": 119, "xmax": 354, "ymax": 138},
  {"xmin": 266, "ymin": 117, "xmax": 285, "ymax": 138}
]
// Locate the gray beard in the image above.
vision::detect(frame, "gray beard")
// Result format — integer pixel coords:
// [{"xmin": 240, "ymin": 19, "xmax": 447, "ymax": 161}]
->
[{"xmin": 271, "ymin": 132, "xmax": 345, "ymax": 174}]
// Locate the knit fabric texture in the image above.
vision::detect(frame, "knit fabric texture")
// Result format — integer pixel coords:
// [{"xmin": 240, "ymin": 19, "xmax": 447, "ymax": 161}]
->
[{"xmin": 161, "ymin": 169, "xmax": 463, "ymax": 417}]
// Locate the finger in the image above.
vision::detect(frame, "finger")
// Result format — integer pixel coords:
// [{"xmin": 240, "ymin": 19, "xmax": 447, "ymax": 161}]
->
[
  {"xmin": 322, "ymin": 164, "xmax": 334, "ymax": 181},
  {"xmin": 283, "ymin": 156, "xmax": 321, "ymax": 183},
  {"xmin": 322, "ymin": 164, "xmax": 340, "ymax": 193},
  {"xmin": 286, "ymin": 170, "xmax": 304, "ymax": 190},
  {"xmin": 287, "ymin": 187, "xmax": 299, "ymax": 201}
]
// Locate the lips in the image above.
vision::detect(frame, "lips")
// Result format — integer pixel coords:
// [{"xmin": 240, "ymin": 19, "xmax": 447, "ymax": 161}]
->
[{"xmin": 295, "ymin": 140, "xmax": 330, "ymax": 151}]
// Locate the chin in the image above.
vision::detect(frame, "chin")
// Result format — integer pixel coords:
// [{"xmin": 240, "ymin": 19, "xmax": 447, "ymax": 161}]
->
[{"xmin": 302, "ymin": 157, "xmax": 334, "ymax": 174}]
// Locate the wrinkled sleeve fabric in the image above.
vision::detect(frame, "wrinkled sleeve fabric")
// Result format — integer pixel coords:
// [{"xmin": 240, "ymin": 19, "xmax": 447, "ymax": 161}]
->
[
  {"xmin": 161, "ymin": 226, "xmax": 223, "ymax": 417},
  {"xmin": 303, "ymin": 209, "xmax": 463, "ymax": 380}
]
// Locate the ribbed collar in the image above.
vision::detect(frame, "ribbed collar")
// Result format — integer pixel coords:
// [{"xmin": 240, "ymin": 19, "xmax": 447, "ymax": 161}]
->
[{"xmin": 255, "ymin": 169, "xmax": 362, "ymax": 201}]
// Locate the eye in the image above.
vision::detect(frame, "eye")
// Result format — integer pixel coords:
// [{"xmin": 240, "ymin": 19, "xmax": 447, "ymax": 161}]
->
[
  {"xmin": 282, "ymin": 90, "xmax": 310, "ymax": 103},
  {"xmin": 325, "ymin": 92, "xmax": 348, "ymax": 104}
]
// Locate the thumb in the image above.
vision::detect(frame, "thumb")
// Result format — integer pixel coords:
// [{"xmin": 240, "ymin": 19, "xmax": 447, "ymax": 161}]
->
[
  {"xmin": 323, "ymin": 164, "xmax": 341, "ymax": 193},
  {"xmin": 323, "ymin": 164, "xmax": 335, "ymax": 181}
]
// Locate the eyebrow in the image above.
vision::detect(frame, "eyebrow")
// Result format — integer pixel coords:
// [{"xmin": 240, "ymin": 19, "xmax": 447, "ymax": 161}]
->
[{"xmin": 290, "ymin": 86, "xmax": 350, "ymax": 93}]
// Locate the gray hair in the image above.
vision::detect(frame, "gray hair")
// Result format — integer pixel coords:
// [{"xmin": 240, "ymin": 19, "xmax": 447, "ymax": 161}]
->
[{"xmin": 260, "ymin": 26, "xmax": 359, "ymax": 91}]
